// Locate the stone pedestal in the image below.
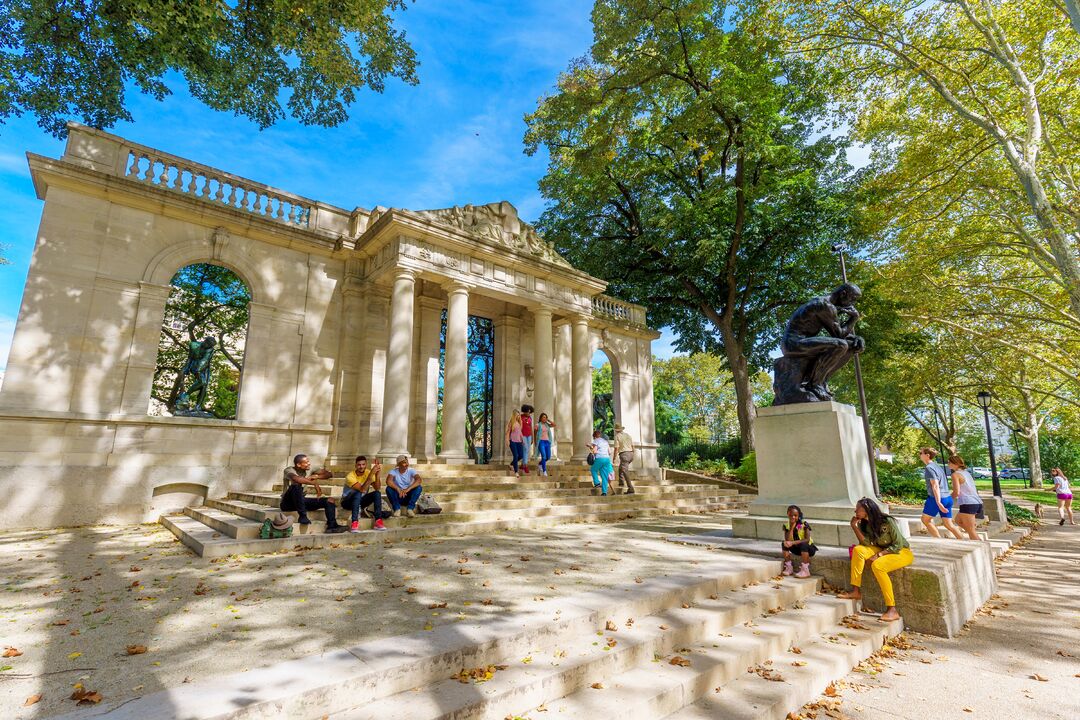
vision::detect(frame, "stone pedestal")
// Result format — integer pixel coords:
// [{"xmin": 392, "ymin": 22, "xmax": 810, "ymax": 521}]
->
[{"xmin": 732, "ymin": 401, "xmax": 904, "ymax": 546}]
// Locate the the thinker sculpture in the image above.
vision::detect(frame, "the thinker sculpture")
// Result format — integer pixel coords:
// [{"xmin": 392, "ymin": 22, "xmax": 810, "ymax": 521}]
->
[
  {"xmin": 773, "ymin": 283, "xmax": 865, "ymax": 405},
  {"xmin": 174, "ymin": 336, "xmax": 217, "ymax": 416}
]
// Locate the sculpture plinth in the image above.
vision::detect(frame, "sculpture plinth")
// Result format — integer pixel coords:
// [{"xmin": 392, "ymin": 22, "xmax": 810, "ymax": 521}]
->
[{"xmin": 732, "ymin": 401, "xmax": 902, "ymax": 546}]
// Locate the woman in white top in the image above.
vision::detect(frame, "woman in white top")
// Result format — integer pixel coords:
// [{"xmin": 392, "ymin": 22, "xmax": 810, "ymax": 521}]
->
[
  {"xmin": 948, "ymin": 455, "xmax": 983, "ymax": 540},
  {"xmin": 1050, "ymin": 468, "xmax": 1075, "ymax": 526}
]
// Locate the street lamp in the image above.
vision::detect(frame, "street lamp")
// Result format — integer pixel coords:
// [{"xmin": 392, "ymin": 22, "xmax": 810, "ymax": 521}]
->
[
  {"xmin": 831, "ymin": 244, "xmax": 879, "ymax": 497},
  {"xmin": 976, "ymin": 391, "xmax": 1002, "ymax": 497}
]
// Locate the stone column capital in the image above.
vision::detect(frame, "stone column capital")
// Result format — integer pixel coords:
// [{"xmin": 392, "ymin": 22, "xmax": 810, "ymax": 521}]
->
[
  {"xmin": 392, "ymin": 267, "xmax": 418, "ymax": 282},
  {"xmin": 533, "ymin": 306, "xmax": 554, "ymax": 319},
  {"xmin": 442, "ymin": 280, "xmax": 471, "ymax": 296},
  {"xmin": 571, "ymin": 313, "xmax": 591, "ymax": 327}
]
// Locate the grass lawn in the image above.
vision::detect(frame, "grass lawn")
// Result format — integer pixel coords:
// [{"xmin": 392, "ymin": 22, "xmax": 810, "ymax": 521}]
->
[
  {"xmin": 1009, "ymin": 489, "xmax": 1062, "ymax": 505},
  {"xmin": 973, "ymin": 477, "xmax": 1035, "ymax": 492}
]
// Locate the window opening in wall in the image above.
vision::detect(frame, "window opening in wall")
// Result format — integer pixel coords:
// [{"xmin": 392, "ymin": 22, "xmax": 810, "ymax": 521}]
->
[
  {"xmin": 150, "ymin": 263, "xmax": 251, "ymax": 419},
  {"xmin": 438, "ymin": 312, "xmax": 495, "ymax": 463}
]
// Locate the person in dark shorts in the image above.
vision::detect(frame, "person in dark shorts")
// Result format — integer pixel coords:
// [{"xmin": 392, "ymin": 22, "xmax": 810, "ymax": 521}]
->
[
  {"xmin": 947, "ymin": 454, "xmax": 983, "ymax": 540},
  {"xmin": 280, "ymin": 454, "xmax": 348, "ymax": 533},
  {"xmin": 781, "ymin": 504, "xmax": 817, "ymax": 578},
  {"xmin": 918, "ymin": 447, "xmax": 963, "ymax": 539}
]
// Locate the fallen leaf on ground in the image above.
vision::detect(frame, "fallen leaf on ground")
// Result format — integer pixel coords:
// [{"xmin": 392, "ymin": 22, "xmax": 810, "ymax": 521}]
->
[
  {"xmin": 406, "ymin": 587, "xmax": 418, "ymax": 594},
  {"xmin": 963, "ymin": 708, "xmax": 974, "ymax": 713},
  {"xmin": 591, "ymin": 682, "xmax": 604, "ymax": 689},
  {"xmin": 67, "ymin": 652, "xmax": 82, "ymax": 660},
  {"xmin": 126, "ymin": 645, "xmax": 148, "ymax": 655},
  {"xmin": 429, "ymin": 602, "xmax": 448, "ymax": 609},
  {"xmin": 52, "ymin": 620, "xmax": 69, "ymax": 626},
  {"xmin": 1030, "ymin": 674, "xmax": 1048, "ymax": 682},
  {"xmin": 23, "ymin": 694, "xmax": 41, "ymax": 706},
  {"xmin": 605, "ymin": 620, "xmax": 617, "ymax": 631},
  {"xmin": 3, "ymin": 647, "xmax": 22, "ymax": 657},
  {"xmin": 70, "ymin": 688, "xmax": 102, "ymax": 705},
  {"xmin": 669, "ymin": 656, "xmax": 691, "ymax": 667},
  {"xmin": 824, "ymin": 683, "xmax": 838, "ymax": 697}
]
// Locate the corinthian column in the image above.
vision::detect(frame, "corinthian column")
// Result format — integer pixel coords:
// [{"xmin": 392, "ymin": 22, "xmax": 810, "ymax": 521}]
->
[
  {"xmin": 571, "ymin": 315, "xmax": 593, "ymax": 460},
  {"xmin": 440, "ymin": 281, "xmax": 470, "ymax": 462},
  {"xmin": 378, "ymin": 268, "xmax": 416, "ymax": 458},
  {"xmin": 533, "ymin": 307, "xmax": 554, "ymax": 420}
]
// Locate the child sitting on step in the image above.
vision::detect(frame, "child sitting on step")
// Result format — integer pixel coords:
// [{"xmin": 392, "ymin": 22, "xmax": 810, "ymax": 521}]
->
[{"xmin": 781, "ymin": 505, "xmax": 816, "ymax": 578}]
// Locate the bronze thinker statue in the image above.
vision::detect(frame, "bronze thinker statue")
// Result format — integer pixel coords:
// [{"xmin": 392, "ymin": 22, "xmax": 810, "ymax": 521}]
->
[
  {"xmin": 174, "ymin": 336, "xmax": 217, "ymax": 416},
  {"xmin": 773, "ymin": 283, "xmax": 865, "ymax": 405}
]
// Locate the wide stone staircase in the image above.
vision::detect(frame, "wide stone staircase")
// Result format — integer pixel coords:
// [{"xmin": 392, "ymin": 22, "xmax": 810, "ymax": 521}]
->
[
  {"xmin": 161, "ymin": 462, "xmax": 752, "ymax": 557},
  {"xmin": 71, "ymin": 553, "xmax": 900, "ymax": 720}
]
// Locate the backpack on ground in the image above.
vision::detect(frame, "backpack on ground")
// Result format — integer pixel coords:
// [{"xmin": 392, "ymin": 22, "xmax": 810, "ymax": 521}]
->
[{"xmin": 416, "ymin": 493, "xmax": 442, "ymax": 515}]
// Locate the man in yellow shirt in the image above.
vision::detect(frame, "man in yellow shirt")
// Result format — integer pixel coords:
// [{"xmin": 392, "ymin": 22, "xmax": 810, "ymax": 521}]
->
[
  {"xmin": 341, "ymin": 456, "xmax": 387, "ymax": 532},
  {"xmin": 613, "ymin": 423, "xmax": 636, "ymax": 494}
]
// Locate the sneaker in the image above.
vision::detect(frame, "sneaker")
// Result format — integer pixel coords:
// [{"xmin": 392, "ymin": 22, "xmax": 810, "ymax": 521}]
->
[
  {"xmin": 390, "ymin": 509, "xmax": 400, "ymax": 518},
  {"xmin": 405, "ymin": 508, "xmax": 416, "ymax": 518},
  {"xmin": 601, "ymin": 492, "xmax": 608, "ymax": 496},
  {"xmin": 1061, "ymin": 518, "xmax": 1066, "ymax": 526},
  {"xmin": 782, "ymin": 560, "xmax": 794, "ymax": 576},
  {"xmin": 298, "ymin": 516, "xmax": 311, "ymax": 525},
  {"xmin": 523, "ymin": 465, "xmax": 530, "ymax": 474},
  {"xmin": 349, "ymin": 520, "xmax": 361, "ymax": 533},
  {"xmin": 795, "ymin": 563, "xmax": 811, "ymax": 578},
  {"xmin": 326, "ymin": 525, "xmax": 348, "ymax": 534},
  {"xmin": 373, "ymin": 519, "xmax": 387, "ymax": 531}
]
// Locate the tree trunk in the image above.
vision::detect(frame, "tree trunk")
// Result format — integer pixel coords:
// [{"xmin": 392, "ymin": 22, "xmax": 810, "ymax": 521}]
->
[
  {"xmin": 1020, "ymin": 388, "xmax": 1044, "ymax": 489},
  {"xmin": 716, "ymin": 321, "xmax": 756, "ymax": 455}
]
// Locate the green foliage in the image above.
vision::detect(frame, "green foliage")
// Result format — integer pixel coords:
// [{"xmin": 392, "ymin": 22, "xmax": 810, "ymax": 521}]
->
[
  {"xmin": 734, "ymin": 452, "xmax": 758, "ymax": 487},
  {"xmin": 659, "ymin": 438, "xmax": 741, "ymax": 469},
  {"xmin": 1040, "ymin": 432, "xmax": 1080, "ymax": 479},
  {"xmin": 1004, "ymin": 501, "xmax": 1038, "ymax": 526},
  {"xmin": 0, "ymin": 0, "xmax": 418, "ymax": 137},
  {"xmin": 876, "ymin": 462, "xmax": 925, "ymax": 504},
  {"xmin": 525, "ymin": 0, "xmax": 861, "ymax": 451},
  {"xmin": 152, "ymin": 264, "xmax": 250, "ymax": 419}
]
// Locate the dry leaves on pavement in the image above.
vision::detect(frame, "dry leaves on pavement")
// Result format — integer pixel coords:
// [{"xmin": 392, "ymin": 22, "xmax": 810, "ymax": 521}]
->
[
  {"xmin": 126, "ymin": 645, "xmax": 148, "ymax": 655},
  {"xmin": 23, "ymin": 694, "xmax": 42, "ymax": 706},
  {"xmin": 3, "ymin": 646, "xmax": 22, "ymax": 657}
]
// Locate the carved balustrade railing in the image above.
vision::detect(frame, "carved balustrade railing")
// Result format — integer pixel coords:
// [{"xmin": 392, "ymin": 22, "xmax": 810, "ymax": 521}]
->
[
  {"xmin": 592, "ymin": 294, "xmax": 647, "ymax": 327},
  {"xmin": 113, "ymin": 141, "xmax": 317, "ymax": 229}
]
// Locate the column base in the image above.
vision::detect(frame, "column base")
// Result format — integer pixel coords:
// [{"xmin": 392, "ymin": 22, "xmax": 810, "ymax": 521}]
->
[{"xmin": 434, "ymin": 454, "xmax": 474, "ymax": 465}]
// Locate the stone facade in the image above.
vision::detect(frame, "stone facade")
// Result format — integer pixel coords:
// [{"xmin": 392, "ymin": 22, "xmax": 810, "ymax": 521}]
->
[{"xmin": 0, "ymin": 124, "xmax": 660, "ymax": 530}]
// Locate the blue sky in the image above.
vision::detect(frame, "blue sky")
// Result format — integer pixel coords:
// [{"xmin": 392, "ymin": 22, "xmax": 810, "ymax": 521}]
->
[{"xmin": 0, "ymin": 0, "xmax": 686, "ymax": 370}]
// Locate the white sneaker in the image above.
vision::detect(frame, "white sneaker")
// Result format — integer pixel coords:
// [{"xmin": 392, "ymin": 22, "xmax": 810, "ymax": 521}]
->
[{"xmin": 391, "ymin": 509, "xmax": 400, "ymax": 518}]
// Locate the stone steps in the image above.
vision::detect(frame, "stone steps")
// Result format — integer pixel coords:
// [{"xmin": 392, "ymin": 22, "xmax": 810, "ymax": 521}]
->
[
  {"xmin": 73, "ymin": 556, "xmax": 897, "ymax": 720},
  {"xmin": 257, "ymin": 485, "xmax": 742, "ymax": 505}
]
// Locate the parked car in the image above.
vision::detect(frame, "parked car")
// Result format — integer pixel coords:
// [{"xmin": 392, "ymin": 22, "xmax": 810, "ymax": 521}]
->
[
  {"xmin": 970, "ymin": 467, "xmax": 992, "ymax": 479},
  {"xmin": 999, "ymin": 467, "xmax": 1028, "ymax": 479}
]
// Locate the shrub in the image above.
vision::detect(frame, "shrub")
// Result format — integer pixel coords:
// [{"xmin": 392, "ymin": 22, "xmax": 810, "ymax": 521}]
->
[
  {"xmin": 659, "ymin": 440, "xmax": 741, "ymax": 468},
  {"xmin": 876, "ymin": 461, "xmax": 924, "ymax": 504},
  {"xmin": 734, "ymin": 451, "xmax": 757, "ymax": 487},
  {"xmin": 1004, "ymin": 501, "xmax": 1037, "ymax": 525}
]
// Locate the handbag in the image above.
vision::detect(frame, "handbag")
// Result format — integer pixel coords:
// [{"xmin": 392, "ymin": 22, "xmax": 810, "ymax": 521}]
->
[{"xmin": 586, "ymin": 452, "xmax": 596, "ymax": 466}]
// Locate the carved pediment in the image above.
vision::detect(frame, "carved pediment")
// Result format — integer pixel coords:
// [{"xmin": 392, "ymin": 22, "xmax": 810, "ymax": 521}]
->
[{"xmin": 412, "ymin": 202, "xmax": 572, "ymax": 268}]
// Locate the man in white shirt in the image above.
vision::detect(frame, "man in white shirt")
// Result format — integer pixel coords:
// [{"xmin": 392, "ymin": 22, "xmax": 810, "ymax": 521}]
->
[{"xmin": 385, "ymin": 454, "xmax": 423, "ymax": 518}]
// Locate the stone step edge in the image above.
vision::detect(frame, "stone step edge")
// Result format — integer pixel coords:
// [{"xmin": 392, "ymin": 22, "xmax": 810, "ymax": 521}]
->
[
  {"xmin": 332, "ymin": 579, "xmax": 823, "ymax": 720},
  {"xmin": 663, "ymin": 612, "xmax": 900, "ymax": 720},
  {"xmin": 48, "ymin": 555, "xmax": 780, "ymax": 720},
  {"xmin": 512, "ymin": 594, "xmax": 873, "ymax": 720},
  {"xmin": 161, "ymin": 506, "xmax": 738, "ymax": 558}
]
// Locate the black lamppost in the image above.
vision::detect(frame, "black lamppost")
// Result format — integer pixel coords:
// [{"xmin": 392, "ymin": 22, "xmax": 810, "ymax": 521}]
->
[
  {"xmin": 832, "ymin": 244, "xmax": 879, "ymax": 497},
  {"xmin": 976, "ymin": 391, "xmax": 1002, "ymax": 497}
]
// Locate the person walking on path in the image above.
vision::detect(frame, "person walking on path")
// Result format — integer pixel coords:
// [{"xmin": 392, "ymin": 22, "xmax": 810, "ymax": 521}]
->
[
  {"xmin": 506, "ymin": 409, "xmax": 525, "ymax": 476},
  {"xmin": 588, "ymin": 430, "xmax": 614, "ymax": 496},
  {"xmin": 384, "ymin": 455, "xmax": 423, "ymax": 517},
  {"xmin": 1051, "ymin": 468, "xmax": 1075, "ymax": 525},
  {"xmin": 919, "ymin": 447, "xmax": 964, "ymax": 539},
  {"xmin": 279, "ymin": 454, "xmax": 348, "ymax": 533},
  {"xmin": 781, "ymin": 504, "xmax": 816, "ymax": 578},
  {"xmin": 948, "ymin": 455, "xmax": 984, "ymax": 540},
  {"xmin": 613, "ymin": 423, "xmax": 636, "ymax": 494},
  {"xmin": 839, "ymin": 498, "xmax": 914, "ymax": 622},
  {"xmin": 536, "ymin": 413, "xmax": 556, "ymax": 477},
  {"xmin": 341, "ymin": 455, "xmax": 387, "ymax": 532},
  {"xmin": 519, "ymin": 405, "xmax": 534, "ymax": 474}
]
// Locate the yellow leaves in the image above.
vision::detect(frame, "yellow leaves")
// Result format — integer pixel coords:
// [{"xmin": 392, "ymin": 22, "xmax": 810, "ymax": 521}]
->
[
  {"xmin": 126, "ymin": 645, "xmax": 148, "ymax": 655},
  {"xmin": 423, "ymin": 623, "xmax": 434, "ymax": 631},
  {"xmin": 24, "ymin": 693, "xmax": 42, "ymax": 706},
  {"xmin": 2, "ymin": 647, "xmax": 22, "ymax": 657},
  {"xmin": 68, "ymin": 651, "xmax": 82, "ymax": 660},
  {"xmin": 452, "ymin": 664, "xmax": 507, "ymax": 684}
]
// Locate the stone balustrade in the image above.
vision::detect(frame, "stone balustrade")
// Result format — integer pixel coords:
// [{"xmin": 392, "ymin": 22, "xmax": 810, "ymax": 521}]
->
[
  {"xmin": 116, "ymin": 142, "xmax": 317, "ymax": 229},
  {"xmin": 592, "ymin": 294, "xmax": 646, "ymax": 326}
]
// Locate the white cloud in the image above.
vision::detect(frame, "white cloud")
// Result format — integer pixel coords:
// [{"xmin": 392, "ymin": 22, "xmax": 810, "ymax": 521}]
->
[
  {"xmin": 0, "ymin": 152, "xmax": 29, "ymax": 176},
  {"xmin": 0, "ymin": 315, "xmax": 16, "ymax": 371}
]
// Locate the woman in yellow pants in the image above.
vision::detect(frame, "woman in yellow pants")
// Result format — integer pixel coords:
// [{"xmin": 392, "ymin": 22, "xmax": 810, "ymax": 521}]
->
[{"xmin": 839, "ymin": 498, "xmax": 914, "ymax": 622}]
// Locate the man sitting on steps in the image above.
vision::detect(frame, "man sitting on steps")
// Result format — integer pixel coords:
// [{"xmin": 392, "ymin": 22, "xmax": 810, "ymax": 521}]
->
[
  {"xmin": 385, "ymin": 454, "xmax": 423, "ymax": 518},
  {"xmin": 280, "ymin": 454, "xmax": 348, "ymax": 533},
  {"xmin": 342, "ymin": 455, "xmax": 387, "ymax": 532}
]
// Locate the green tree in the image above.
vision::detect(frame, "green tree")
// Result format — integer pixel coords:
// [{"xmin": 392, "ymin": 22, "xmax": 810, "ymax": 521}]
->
[
  {"xmin": 1, "ymin": 0, "xmax": 418, "ymax": 137},
  {"xmin": 152, "ymin": 263, "xmax": 251, "ymax": 419},
  {"xmin": 525, "ymin": 0, "xmax": 858, "ymax": 453}
]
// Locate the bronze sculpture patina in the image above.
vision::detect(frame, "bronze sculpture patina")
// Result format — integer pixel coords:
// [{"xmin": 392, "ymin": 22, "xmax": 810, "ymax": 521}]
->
[
  {"xmin": 174, "ymin": 336, "xmax": 217, "ymax": 416},
  {"xmin": 773, "ymin": 283, "xmax": 865, "ymax": 405}
]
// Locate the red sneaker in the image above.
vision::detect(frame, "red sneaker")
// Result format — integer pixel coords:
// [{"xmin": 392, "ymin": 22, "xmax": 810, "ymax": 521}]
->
[
  {"xmin": 523, "ymin": 465, "xmax": 530, "ymax": 474},
  {"xmin": 373, "ymin": 519, "xmax": 387, "ymax": 531},
  {"xmin": 349, "ymin": 520, "xmax": 360, "ymax": 533}
]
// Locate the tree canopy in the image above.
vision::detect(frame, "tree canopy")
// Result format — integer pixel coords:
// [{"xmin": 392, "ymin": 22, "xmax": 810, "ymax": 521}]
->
[
  {"xmin": 525, "ymin": 0, "xmax": 861, "ymax": 453},
  {"xmin": 0, "ymin": 0, "xmax": 418, "ymax": 137}
]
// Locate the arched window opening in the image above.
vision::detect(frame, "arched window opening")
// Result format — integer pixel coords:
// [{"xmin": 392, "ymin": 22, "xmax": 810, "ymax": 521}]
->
[{"xmin": 149, "ymin": 263, "xmax": 251, "ymax": 419}]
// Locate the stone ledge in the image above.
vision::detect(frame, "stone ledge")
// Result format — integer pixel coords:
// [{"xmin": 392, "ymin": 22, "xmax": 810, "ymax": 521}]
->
[
  {"xmin": 667, "ymin": 532, "xmax": 1001, "ymax": 638},
  {"xmin": 0, "ymin": 409, "xmax": 333, "ymax": 432}
]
